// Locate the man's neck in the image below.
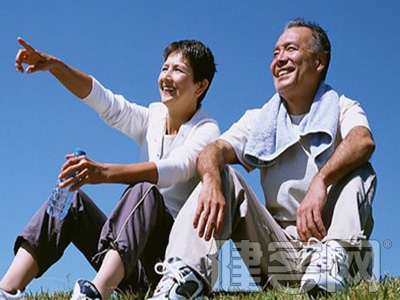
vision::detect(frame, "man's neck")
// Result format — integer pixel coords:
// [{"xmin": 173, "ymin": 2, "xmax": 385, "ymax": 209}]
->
[
  {"xmin": 283, "ymin": 96, "xmax": 313, "ymax": 115},
  {"xmin": 282, "ymin": 83, "xmax": 321, "ymax": 115}
]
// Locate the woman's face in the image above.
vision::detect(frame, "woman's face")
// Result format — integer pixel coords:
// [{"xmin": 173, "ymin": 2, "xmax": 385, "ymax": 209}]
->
[{"xmin": 158, "ymin": 51, "xmax": 200, "ymax": 112}]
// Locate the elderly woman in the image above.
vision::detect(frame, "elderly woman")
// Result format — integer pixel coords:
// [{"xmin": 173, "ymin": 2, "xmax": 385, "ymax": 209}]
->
[{"xmin": 0, "ymin": 38, "xmax": 219, "ymax": 300}]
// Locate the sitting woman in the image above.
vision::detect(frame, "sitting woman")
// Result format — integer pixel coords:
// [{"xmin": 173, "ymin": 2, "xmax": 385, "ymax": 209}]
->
[{"xmin": 0, "ymin": 38, "xmax": 219, "ymax": 300}]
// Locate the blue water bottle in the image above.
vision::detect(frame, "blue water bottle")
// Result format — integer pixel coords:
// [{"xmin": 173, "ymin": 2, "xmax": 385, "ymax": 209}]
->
[{"xmin": 46, "ymin": 148, "xmax": 86, "ymax": 220}]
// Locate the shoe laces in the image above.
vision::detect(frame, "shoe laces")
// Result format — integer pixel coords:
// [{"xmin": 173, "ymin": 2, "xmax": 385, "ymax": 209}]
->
[
  {"xmin": 297, "ymin": 237, "xmax": 322, "ymax": 270},
  {"xmin": 325, "ymin": 242, "xmax": 349, "ymax": 277},
  {"xmin": 305, "ymin": 239, "xmax": 348, "ymax": 276},
  {"xmin": 154, "ymin": 260, "xmax": 187, "ymax": 293}
]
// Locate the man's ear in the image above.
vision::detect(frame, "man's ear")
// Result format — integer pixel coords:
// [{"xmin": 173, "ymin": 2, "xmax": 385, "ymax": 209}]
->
[
  {"xmin": 195, "ymin": 79, "xmax": 209, "ymax": 98},
  {"xmin": 315, "ymin": 52, "xmax": 326, "ymax": 73}
]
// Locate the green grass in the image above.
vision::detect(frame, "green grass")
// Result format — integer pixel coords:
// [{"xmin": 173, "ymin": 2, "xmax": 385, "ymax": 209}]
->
[{"xmin": 23, "ymin": 275, "xmax": 400, "ymax": 300}]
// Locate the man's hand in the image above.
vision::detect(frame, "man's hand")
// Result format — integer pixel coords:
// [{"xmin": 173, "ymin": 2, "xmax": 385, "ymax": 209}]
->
[
  {"xmin": 15, "ymin": 38, "xmax": 54, "ymax": 74},
  {"xmin": 296, "ymin": 174, "xmax": 327, "ymax": 242},
  {"xmin": 296, "ymin": 126, "xmax": 375, "ymax": 242},
  {"xmin": 193, "ymin": 174, "xmax": 226, "ymax": 241},
  {"xmin": 194, "ymin": 140, "xmax": 238, "ymax": 241}
]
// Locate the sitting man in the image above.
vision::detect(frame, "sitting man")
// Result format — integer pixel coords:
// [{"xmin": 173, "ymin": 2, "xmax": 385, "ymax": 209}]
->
[{"xmin": 149, "ymin": 18, "xmax": 377, "ymax": 299}]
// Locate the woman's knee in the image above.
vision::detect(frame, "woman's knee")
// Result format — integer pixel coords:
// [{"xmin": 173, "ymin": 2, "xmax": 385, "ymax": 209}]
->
[{"xmin": 118, "ymin": 182, "xmax": 164, "ymax": 212}]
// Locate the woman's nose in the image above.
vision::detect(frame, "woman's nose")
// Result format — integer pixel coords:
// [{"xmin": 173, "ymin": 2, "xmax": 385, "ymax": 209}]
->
[{"xmin": 163, "ymin": 67, "xmax": 173, "ymax": 79}]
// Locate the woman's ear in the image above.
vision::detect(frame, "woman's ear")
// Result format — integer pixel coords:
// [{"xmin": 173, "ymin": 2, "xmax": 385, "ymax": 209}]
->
[{"xmin": 195, "ymin": 79, "xmax": 209, "ymax": 98}]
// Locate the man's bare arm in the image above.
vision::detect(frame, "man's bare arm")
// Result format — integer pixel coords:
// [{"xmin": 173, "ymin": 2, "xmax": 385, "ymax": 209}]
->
[
  {"xmin": 194, "ymin": 139, "xmax": 239, "ymax": 240},
  {"xmin": 297, "ymin": 126, "xmax": 375, "ymax": 241}
]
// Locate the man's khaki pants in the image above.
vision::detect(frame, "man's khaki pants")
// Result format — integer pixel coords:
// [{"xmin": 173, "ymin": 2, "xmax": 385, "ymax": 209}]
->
[{"xmin": 166, "ymin": 163, "xmax": 376, "ymax": 291}]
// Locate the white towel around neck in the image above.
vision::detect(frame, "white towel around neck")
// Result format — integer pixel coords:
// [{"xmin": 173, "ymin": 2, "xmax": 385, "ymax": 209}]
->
[{"xmin": 244, "ymin": 82, "xmax": 339, "ymax": 169}]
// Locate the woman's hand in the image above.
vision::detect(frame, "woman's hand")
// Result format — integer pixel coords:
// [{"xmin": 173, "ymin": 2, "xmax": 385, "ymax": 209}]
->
[
  {"xmin": 15, "ymin": 38, "xmax": 55, "ymax": 74},
  {"xmin": 15, "ymin": 37, "xmax": 93, "ymax": 98},
  {"xmin": 58, "ymin": 152, "xmax": 107, "ymax": 191}
]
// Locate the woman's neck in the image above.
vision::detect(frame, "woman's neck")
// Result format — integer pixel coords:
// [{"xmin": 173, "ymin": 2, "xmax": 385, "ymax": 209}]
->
[
  {"xmin": 165, "ymin": 104, "xmax": 198, "ymax": 135},
  {"xmin": 165, "ymin": 112, "xmax": 192, "ymax": 135}
]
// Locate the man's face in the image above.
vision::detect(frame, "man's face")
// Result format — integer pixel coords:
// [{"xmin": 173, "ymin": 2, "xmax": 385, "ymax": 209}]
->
[{"xmin": 270, "ymin": 27, "xmax": 322, "ymax": 102}]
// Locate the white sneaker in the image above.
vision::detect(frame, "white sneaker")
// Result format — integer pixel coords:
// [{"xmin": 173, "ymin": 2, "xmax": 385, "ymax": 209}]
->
[
  {"xmin": 300, "ymin": 239, "xmax": 350, "ymax": 293},
  {"xmin": 70, "ymin": 279, "xmax": 102, "ymax": 300},
  {"xmin": 0, "ymin": 289, "xmax": 23, "ymax": 300},
  {"xmin": 150, "ymin": 257, "xmax": 206, "ymax": 300}
]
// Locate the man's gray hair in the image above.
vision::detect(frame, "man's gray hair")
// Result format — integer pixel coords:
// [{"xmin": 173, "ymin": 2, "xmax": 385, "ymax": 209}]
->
[{"xmin": 286, "ymin": 18, "xmax": 331, "ymax": 80}]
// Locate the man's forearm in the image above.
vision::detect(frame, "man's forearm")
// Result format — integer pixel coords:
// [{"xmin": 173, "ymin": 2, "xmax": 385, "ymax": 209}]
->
[
  {"xmin": 197, "ymin": 142, "xmax": 225, "ymax": 186},
  {"xmin": 317, "ymin": 126, "xmax": 375, "ymax": 187}
]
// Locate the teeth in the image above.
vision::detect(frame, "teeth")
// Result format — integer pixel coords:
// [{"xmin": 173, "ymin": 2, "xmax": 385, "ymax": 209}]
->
[
  {"xmin": 278, "ymin": 70, "xmax": 289, "ymax": 77},
  {"xmin": 163, "ymin": 87, "xmax": 174, "ymax": 92}
]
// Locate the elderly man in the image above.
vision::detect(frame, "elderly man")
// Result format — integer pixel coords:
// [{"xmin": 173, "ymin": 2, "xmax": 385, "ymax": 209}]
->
[{"xmin": 150, "ymin": 18, "xmax": 376, "ymax": 299}]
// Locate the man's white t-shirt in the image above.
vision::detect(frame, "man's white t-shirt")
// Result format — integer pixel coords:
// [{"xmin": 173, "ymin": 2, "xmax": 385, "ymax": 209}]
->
[{"xmin": 220, "ymin": 95, "xmax": 370, "ymax": 224}]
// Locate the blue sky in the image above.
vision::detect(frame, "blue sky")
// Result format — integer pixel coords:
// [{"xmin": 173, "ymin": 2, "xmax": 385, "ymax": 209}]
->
[{"xmin": 1, "ymin": 0, "xmax": 399, "ymax": 294}]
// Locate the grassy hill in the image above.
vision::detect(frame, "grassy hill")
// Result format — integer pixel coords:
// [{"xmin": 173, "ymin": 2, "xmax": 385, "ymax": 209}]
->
[{"xmin": 23, "ymin": 275, "xmax": 400, "ymax": 300}]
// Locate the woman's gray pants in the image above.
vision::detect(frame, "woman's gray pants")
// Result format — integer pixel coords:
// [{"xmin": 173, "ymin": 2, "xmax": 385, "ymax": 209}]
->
[{"xmin": 15, "ymin": 182, "xmax": 174, "ymax": 292}]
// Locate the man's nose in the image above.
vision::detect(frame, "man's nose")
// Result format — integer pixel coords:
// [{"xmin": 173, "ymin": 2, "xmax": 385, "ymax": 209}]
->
[{"xmin": 276, "ymin": 51, "xmax": 287, "ymax": 66}]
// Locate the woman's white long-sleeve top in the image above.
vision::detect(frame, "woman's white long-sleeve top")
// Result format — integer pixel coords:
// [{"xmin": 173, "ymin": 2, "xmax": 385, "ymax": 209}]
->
[{"xmin": 82, "ymin": 77, "xmax": 220, "ymax": 218}]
